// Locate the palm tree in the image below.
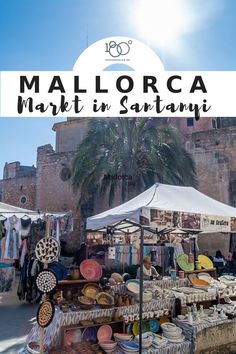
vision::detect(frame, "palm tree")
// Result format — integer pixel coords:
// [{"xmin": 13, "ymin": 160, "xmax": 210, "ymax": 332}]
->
[{"xmin": 72, "ymin": 117, "xmax": 197, "ymax": 207}]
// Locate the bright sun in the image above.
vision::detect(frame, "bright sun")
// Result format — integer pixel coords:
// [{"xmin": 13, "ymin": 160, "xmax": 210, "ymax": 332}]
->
[{"xmin": 133, "ymin": 0, "xmax": 197, "ymax": 52}]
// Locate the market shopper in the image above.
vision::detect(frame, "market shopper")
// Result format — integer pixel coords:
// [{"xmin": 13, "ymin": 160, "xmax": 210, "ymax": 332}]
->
[
  {"xmin": 136, "ymin": 255, "xmax": 161, "ymax": 280},
  {"xmin": 213, "ymin": 250, "xmax": 226, "ymax": 266},
  {"xmin": 72, "ymin": 242, "xmax": 87, "ymax": 266}
]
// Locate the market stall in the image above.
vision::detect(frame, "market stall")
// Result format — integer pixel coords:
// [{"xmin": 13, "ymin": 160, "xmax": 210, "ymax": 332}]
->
[
  {"xmin": 86, "ymin": 183, "xmax": 236, "ymax": 353},
  {"xmin": 23, "ymin": 183, "xmax": 236, "ymax": 354},
  {"xmin": 0, "ymin": 201, "xmax": 72, "ymax": 294}
]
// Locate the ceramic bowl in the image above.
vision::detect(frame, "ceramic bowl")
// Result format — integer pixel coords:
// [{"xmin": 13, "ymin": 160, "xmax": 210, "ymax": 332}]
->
[
  {"xmin": 99, "ymin": 339, "xmax": 117, "ymax": 350},
  {"xmin": 161, "ymin": 323, "xmax": 177, "ymax": 332},
  {"xmin": 97, "ymin": 325, "xmax": 113, "ymax": 341},
  {"xmin": 96, "ymin": 292, "xmax": 114, "ymax": 308},
  {"xmin": 126, "ymin": 279, "xmax": 140, "ymax": 294},
  {"xmin": 77, "ymin": 296, "xmax": 95, "ymax": 310}
]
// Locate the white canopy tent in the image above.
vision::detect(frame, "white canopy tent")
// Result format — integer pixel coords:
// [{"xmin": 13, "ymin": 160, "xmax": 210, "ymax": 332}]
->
[
  {"xmin": 86, "ymin": 183, "xmax": 236, "ymax": 233},
  {"xmin": 87, "ymin": 183, "xmax": 236, "ymax": 352},
  {"xmin": 0, "ymin": 201, "xmax": 66, "ymax": 220}
]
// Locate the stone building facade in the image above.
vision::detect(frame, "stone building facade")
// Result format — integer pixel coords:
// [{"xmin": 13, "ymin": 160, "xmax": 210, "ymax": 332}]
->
[
  {"xmin": 1, "ymin": 116, "xmax": 236, "ymax": 254},
  {"xmin": 0, "ymin": 162, "xmax": 36, "ymax": 210}
]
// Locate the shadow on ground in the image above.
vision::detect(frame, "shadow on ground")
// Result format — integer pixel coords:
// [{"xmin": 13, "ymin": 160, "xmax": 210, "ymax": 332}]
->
[{"xmin": 0, "ymin": 288, "xmax": 37, "ymax": 354}]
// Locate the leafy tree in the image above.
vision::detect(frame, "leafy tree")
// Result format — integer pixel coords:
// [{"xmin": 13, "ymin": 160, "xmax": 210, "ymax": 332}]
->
[{"xmin": 72, "ymin": 117, "xmax": 197, "ymax": 207}]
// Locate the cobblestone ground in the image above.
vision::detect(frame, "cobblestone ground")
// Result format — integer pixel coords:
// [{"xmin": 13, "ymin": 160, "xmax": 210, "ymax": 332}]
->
[{"xmin": 0, "ymin": 278, "xmax": 37, "ymax": 354}]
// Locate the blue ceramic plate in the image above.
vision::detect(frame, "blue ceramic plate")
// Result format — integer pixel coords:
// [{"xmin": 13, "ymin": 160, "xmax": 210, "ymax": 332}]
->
[
  {"xmin": 82, "ymin": 327, "xmax": 97, "ymax": 342},
  {"xmin": 149, "ymin": 319, "xmax": 160, "ymax": 333},
  {"xmin": 121, "ymin": 341, "xmax": 139, "ymax": 349}
]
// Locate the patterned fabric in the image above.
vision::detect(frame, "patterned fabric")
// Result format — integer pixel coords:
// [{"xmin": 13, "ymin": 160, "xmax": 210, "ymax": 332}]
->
[
  {"xmin": 20, "ymin": 340, "xmax": 191, "ymax": 354},
  {"xmin": 115, "ymin": 341, "xmax": 191, "ymax": 354},
  {"xmin": 0, "ymin": 266, "xmax": 15, "ymax": 293},
  {"xmin": 26, "ymin": 298, "xmax": 176, "ymax": 349},
  {"xmin": 173, "ymin": 317, "xmax": 236, "ymax": 354}
]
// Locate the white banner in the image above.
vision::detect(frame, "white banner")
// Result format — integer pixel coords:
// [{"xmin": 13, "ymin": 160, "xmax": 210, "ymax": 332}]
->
[
  {"xmin": 201, "ymin": 215, "xmax": 231, "ymax": 232},
  {"xmin": 0, "ymin": 37, "xmax": 236, "ymax": 118}
]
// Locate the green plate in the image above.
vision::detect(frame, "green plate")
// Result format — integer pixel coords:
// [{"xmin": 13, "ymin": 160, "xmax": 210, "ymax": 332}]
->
[
  {"xmin": 177, "ymin": 254, "xmax": 194, "ymax": 272},
  {"xmin": 132, "ymin": 321, "xmax": 150, "ymax": 335}
]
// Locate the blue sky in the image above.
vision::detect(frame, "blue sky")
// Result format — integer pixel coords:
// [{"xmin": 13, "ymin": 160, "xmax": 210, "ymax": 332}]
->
[{"xmin": 0, "ymin": 0, "xmax": 236, "ymax": 177}]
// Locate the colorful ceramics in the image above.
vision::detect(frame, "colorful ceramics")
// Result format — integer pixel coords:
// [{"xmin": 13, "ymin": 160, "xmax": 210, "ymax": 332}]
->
[
  {"xmin": 198, "ymin": 255, "xmax": 214, "ymax": 269},
  {"xmin": 80, "ymin": 259, "xmax": 102, "ymax": 280},
  {"xmin": 177, "ymin": 254, "xmax": 194, "ymax": 271},
  {"xmin": 97, "ymin": 325, "xmax": 113, "ymax": 341}
]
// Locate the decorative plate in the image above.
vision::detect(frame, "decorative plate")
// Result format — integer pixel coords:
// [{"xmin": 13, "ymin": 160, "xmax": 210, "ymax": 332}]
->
[
  {"xmin": 159, "ymin": 316, "xmax": 170, "ymax": 325},
  {"xmin": 80, "ymin": 259, "xmax": 102, "ymax": 280},
  {"xmin": 149, "ymin": 319, "xmax": 160, "ymax": 333},
  {"xmin": 35, "ymin": 237, "xmax": 60, "ymax": 263},
  {"xmin": 37, "ymin": 300, "xmax": 55, "ymax": 328},
  {"xmin": 82, "ymin": 327, "xmax": 97, "ymax": 342},
  {"xmin": 125, "ymin": 279, "xmax": 140, "ymax": 294},
  {"xmin": 132, "ymin": 321, "xmax": 150, "ymax": 335},
  {"xmin": 82, "ymin": 283, "xmax": 99, "ymax": 299},
  {"xmin": 198, "ymin": 274, "xmax": 212, "ymax": 283},
  {"xmin": 177, "ymin": 254, "xmax": 194, "ymax": 272},
  {"xmin": 36, "ymin": 269, "xmax": 57, "ymax": 294},
  {"xmin": 197, "ymin": 255, "xmax": 213, "ymax": 269},
  {"xmin": 97, "ymin": 325, "xmax": 113, "ymax": 341}
]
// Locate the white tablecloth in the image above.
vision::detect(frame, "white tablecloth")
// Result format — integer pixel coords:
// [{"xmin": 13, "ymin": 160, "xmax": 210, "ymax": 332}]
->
[{"xmin": 173, "ymin": 317, "xmax": 236, "ymax": 354}]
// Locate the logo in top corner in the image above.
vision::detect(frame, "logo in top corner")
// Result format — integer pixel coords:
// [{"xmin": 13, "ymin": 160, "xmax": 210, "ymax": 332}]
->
[{"xmin": 105, "ymin": 39, "xmax": 132, "ymax": 60}]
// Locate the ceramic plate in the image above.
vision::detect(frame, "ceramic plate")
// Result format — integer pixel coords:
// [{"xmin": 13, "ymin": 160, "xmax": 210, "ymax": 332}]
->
[
  {"xmin": 159, "ymin": 316, "xmax": 170, "ymax": 325},
  {"xmin": 80, "ymin": 260, "xmax": 102, "ymax": 280},
  {"xmin": 97, "ymin": 325, "xmax": 112, "ymax": 341},
  {"xmin": 82, "ymin": 327, "xmax": 97, "ymax": 342},
  {"xmin": 197, "ymin": 255, "xmax": 213, "ymax": 269},
  {"xmin": 165, "ymin": 334, "xmax": 185, "ymax": 343},
  {"xmin": 198, "ymin": 274, "xmax": 212, "ymax": 283},
  {"xmin": 132, "ymin": 321, "xmax": 149, "ymax": 336},
  {"xmin": 126, "ymin": 279, "xmax": 140, "ymax": 294},
  {"xmin": 149, "ymin": 319, "xmax": 160, "ymax": 333},
  {"xmin": 177, "ymin": 254, "xmax": 194, "ymax": 271}
]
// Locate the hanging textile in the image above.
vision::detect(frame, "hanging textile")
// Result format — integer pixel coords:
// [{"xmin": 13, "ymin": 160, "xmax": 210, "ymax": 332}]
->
[{"xmin": 4, "ymin": 215, "xmax": 21, "ymax": 259}]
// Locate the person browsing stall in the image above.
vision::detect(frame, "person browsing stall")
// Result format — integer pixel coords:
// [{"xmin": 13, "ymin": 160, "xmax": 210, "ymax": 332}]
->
[{"xmin": 136, "ymin": 256, "xmax": 161, "ymax": 280}]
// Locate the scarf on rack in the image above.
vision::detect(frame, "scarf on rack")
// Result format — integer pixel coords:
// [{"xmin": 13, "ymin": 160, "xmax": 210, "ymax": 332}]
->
[{"xmin": 143, "ymin": 265, "xmax": 152, "ymax": 277}]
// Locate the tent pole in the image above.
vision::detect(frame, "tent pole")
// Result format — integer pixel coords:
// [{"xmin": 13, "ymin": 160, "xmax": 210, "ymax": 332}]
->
[{"xmin": 139, "ymin": 225, "xmax": 144, "ymax": 354}]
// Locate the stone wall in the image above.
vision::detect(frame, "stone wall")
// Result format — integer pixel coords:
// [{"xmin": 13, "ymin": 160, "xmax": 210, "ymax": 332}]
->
[
  {"xmin": 53, "ymin": 117, "xmax": 90, "ymax": 153},
  {"xmin": 184, "ymin": 126, "xmax": 236, "ymax": 255},
  {"xmin": 35, "ymin": 144, "xmax": 81, "ymax": 250},
  {"xmin": 0, "ymin": 175, "xmax": 36, "ymax": 210},
  {"xmin": 186, "ymin": 126, "xmax": 236, "ymax": 204}
]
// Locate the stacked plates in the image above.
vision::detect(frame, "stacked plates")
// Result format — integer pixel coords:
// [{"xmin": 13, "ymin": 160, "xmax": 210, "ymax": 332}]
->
[
  {"xmin": 161, "ymin": 323, "xmax": 185, "ymax": 343},
  {"xmin": 98, "ymin": 339, "xmax": 117, "ymax": 353},
  {"xmin": 114, "ymin": 333, "xmax": 133, "ymax": 343},
  {"xmin": 134, "ymin": 333, "xmax": 152, "ymax": 348},
  {"xmin": 119, "ymin": 341, "xmax": 139, "ymax": 353},
  {"xmin": 152, "ymin": 334, "xmax": 168, "ymax": 348},
  {"xmin": 134, "ymin": 290, "xmax": 153, "ymax": 302}
]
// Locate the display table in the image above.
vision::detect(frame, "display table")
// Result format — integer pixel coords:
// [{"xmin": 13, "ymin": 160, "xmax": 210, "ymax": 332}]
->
[
  {"xmin": 114, "ymin": 340, "xmax": 191, "ymax": 354},
  {"xmin": 173, "ymin": 317, "xmax": 236, "ymax": 354},
  {"xmin": 0, "ymin": 264, "xmax": 15, "ymax": 293},
  {"xmin": 184, "ymin": 268, "xmax": 217, "ymax": 279},
  {"xmin": 25, "ymin": 296, "xmax": 176, "ymax": 350},
  {"xmin": 112, "ymin": 278, "xmax": 190, "ymax": 294}
]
